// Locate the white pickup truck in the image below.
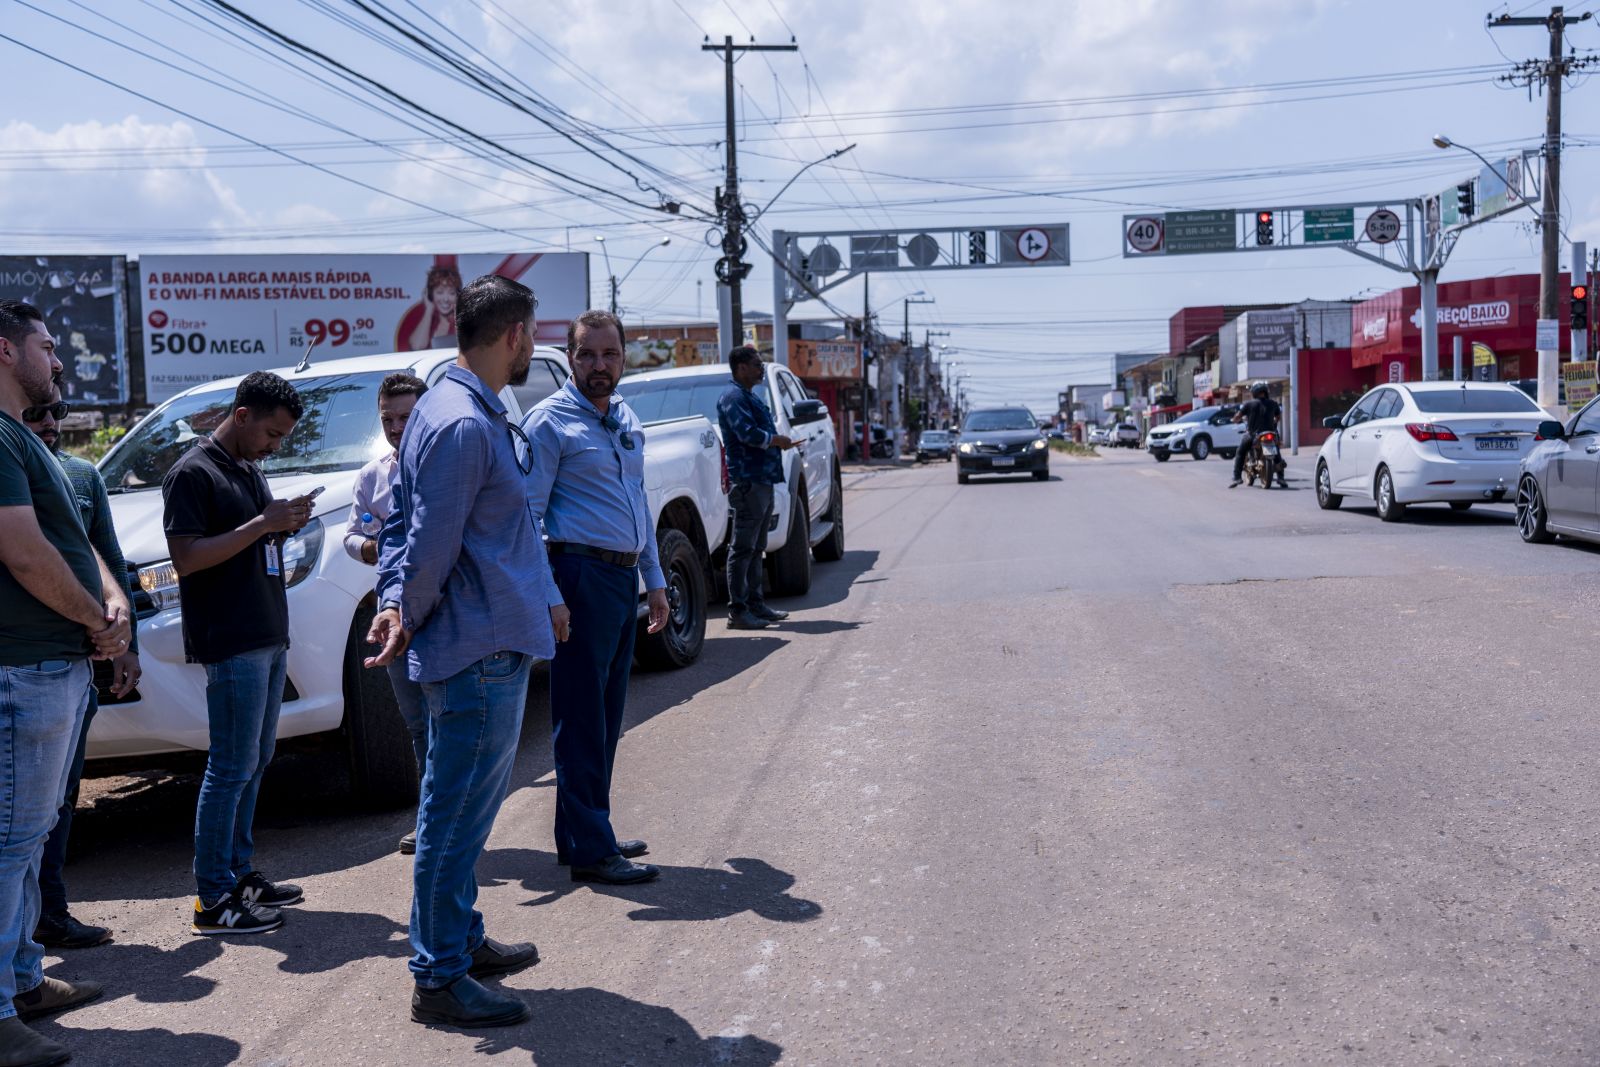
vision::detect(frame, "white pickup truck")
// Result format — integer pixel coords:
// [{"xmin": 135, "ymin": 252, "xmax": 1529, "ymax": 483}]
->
[
  {"xmin": 92, "ymin": 346, "xmax": 728, "ymax": 806},
  {"xmin": 618, "ymin": 361, "xmax": 845, "ymax": 597}
]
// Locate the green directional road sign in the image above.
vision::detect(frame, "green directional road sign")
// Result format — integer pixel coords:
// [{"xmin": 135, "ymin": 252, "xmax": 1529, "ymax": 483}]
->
[
  {"xmin": 1164, "ymin": 210, "xmax": 1235, "ymax": 254},
  {"xmin": 1304, "ymin": 207, "xmax": 1354, "ymax": 243}
]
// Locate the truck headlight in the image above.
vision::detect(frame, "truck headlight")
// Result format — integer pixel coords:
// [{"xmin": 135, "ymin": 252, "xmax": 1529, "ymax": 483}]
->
[
  {"xmin": 958, "ymin": 442, "xmax": 974, "ymax": 454},
  {"xmin": 136, "ymin": 560, "xmax": 181, "ymax": 612},
  {"xmin": 282, "ymin": 517, "xmax": 324, "ymax": 589}
]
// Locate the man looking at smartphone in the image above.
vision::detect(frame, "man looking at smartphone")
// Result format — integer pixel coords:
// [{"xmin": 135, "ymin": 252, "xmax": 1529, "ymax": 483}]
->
[{"xmin": 162, "ymin": 371, "xmax": 310, "ymax": 936}]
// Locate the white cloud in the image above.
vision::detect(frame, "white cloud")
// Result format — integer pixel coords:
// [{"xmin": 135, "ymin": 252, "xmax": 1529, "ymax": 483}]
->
[{"xmin": 0, "ymin": 117, "xmax": 251, "ymax": 242}]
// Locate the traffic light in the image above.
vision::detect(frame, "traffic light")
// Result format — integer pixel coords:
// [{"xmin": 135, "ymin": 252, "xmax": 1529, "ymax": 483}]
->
[
  {"xmin": 1457, "ymin": 182, "xmax": 1475, "ymax": 218},
  {"xmin": 1575, "ymin": 283, "xmax": 1591, "ymax": 332},
  {"xmin": 968, "ymin": 230, "xmax": 987, "ymax": 264},
  {"xmin": 1255, "ymin": 211, "xmax": 1273, "ymax": 246}
]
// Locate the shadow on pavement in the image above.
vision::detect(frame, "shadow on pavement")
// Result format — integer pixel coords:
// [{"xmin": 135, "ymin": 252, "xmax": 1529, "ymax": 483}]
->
[
  {"xmin": 468, "ymin": 987, "xmax": 782, "ymax": 1066},
  {"xmin": 478, "ymin": 848, "xmax": 823, "ymax": 923},
  {"xmin": 69, "ymin": 627, "xmax": 791, "ymax": 902},
  {"xmin": 767, "ymin": 548, "xmax": 878, "ymax": 612},
  {"xmin": 37, "ymin": 1026, "xmax": 242, "ymax": 1066},
  {"xmin": 766, "ymin": 619, "xmax": 863, "ymax": 636}
]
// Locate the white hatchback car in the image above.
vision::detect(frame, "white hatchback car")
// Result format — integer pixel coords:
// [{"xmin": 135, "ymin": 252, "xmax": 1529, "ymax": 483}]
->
[{"xmin": 1315, "ymin": 381, "xmax": 1549, "ymax": 520}]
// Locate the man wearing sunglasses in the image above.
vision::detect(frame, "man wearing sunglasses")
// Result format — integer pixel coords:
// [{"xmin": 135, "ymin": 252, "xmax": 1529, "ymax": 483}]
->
[
  {"xmin": 0, "ymin": 300, "xmax": 129, "ymax": 1067},
  {"xmin": 24, "ymin": 385, "xmax": 139, "ymax": 954},
  {"xmin": 367, "ymin": 274, "xmax": 556, "ymax": 1030},
  {"xmin": 521, "ymin": 309, "xmax": 670, "ymax": 887}
]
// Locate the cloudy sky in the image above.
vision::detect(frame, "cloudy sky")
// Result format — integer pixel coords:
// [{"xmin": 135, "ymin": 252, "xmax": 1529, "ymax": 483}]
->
[{"xmin": 4, "ymin": 0, "xmax": 1598, "ymax": 412}]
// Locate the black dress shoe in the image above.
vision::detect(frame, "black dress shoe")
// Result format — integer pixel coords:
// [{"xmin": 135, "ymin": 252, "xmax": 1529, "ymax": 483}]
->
[
  {"xmin": 571, "ymin": 854, "xmax": 660, "ymax": 885},
  {"xmin": 468, "ymin": 936, "xmax": 539, "ymax": 979},
  {"xmin": 557, "ymin": 839, "xmax": 646, "ymax": 866},
  {"xmin": 411, "ymin": 975, "xmax": 530, "ymax": 1029},
  {"xmin": 727, "ymin": 611, "xmax": 771, "ymax": 631},
  {"xmin": 398, "ymin": 830, "xmax": 417, "ymax": 855},
  {"xmin": 0, "ymin": 1017, "xmax": 68, "ymax": 1067},
  {"xmin": 751, "ymin": 606, "xmax": 789, "ymax": 622},
  {"xmin": 34, "ymin": 912, "xmax": 112, "ymax": 949}
]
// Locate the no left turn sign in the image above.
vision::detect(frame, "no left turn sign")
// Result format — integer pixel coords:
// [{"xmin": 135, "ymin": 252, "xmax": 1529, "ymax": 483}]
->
[
  {"xmin": 1126, "ymin": 216, "xmax": 1164, "ymax": 253},
  {"xmin": 1015, "ymin": 228, "xmax": 1051, "ymax": 261}
]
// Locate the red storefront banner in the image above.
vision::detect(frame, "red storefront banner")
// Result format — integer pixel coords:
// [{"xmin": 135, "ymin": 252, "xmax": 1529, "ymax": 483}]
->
[{"xmin": 1350, "ymin": 272, "xmax": 1572, "ymax": 369}]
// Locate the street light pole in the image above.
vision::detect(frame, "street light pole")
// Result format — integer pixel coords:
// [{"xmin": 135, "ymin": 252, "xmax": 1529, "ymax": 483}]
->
[{"xmin": 595, "ymin": 235, "xmax": 670, "ymax": 322}]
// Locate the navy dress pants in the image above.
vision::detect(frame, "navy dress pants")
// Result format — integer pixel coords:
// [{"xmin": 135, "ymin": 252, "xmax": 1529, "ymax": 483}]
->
[{"xmin": 549, "ymin": 553, "xmax": 638, "ymax": 867}]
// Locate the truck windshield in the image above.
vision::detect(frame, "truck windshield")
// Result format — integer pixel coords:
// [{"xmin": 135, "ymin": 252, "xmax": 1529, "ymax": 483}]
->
[
  {"xmin": 100, "ymin": 372, "xmax": 391, "ymax": 492},
  {"xmin": 963, "ymin": 409, "xmax": 1037, "ymax": 432},
  {"xmin": 617, "ymin": 376, "xmax": 771, "ymax": 426}
]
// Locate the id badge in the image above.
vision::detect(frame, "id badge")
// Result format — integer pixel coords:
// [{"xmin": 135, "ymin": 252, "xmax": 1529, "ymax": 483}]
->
[{"xmin": 265, "ymin": 541, "xmax": 281, "ymax": 577}]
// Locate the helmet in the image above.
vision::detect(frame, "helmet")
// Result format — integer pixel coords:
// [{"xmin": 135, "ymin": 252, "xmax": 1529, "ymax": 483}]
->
[{"xmin": 1250, "ymin": 380, "xmax": 1270, "ymax": 398}]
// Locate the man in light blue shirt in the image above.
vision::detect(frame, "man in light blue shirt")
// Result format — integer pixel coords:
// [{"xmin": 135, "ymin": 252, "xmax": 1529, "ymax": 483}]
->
[
  {"xmin": 522, "ymin": 308, "xmax": 668, "ymax": 887},
  {"xmin": 368, "ymin": 274, "xmax": 553, "ymax": 1031}
]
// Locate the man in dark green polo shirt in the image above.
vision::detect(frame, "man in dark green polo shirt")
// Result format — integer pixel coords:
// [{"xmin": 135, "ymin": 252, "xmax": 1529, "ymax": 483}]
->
[{"xmin": 0, "ymin": 299, "xmax": 130, "ymax": 1067}]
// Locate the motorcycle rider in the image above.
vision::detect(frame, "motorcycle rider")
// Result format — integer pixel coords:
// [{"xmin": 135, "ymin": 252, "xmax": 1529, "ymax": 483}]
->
[{"xmin": 1229, "ymin": 381, "xmax": 1283, "ymax": 488}]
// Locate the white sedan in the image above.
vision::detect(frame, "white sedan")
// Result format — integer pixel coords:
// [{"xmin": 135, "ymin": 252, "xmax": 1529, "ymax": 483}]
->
[{"xmin": 1314, "ymin": 381, "xmax": 1549, "ymax": 521}]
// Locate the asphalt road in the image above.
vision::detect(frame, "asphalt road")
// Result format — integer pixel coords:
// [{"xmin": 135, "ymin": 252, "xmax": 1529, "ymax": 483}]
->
[{"xmin": 42, "ymin": 445, "xmax": 1600, "ymax": 1065}]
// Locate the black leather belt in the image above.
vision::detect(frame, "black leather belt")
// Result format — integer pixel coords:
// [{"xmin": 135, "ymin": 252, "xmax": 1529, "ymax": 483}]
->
[{"xmin": 547, "ymin": 541, "xmax": 639, "ymax": 568}]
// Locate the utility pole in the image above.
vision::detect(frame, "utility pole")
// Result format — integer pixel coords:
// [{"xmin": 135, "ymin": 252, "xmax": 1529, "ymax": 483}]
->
[
  {"xmin": 702, "ymin": 35, "xmax": 797, "ymax": 355},
  {"xmin": 1490, "ymin": 5, "xmax": 1596, "ymax": 410},
  {"xmin": 608, "ymin": 275, "xmax": 619, "ymax": 317},
  {"xmin": 861, "ymin": 273, "xmax": 872, "ymax": 461}
]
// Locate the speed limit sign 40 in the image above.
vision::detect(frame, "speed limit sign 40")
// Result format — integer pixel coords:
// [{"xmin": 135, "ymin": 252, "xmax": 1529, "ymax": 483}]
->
[{"xmin": 1127, "ymin": 216, "xmax": 1164, "ymax": 253}]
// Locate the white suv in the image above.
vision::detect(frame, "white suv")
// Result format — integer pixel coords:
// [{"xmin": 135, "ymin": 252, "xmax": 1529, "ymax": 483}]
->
[{"xmin": 1145, "ymin": 405, "xmax": 1245, "ymax": 462}]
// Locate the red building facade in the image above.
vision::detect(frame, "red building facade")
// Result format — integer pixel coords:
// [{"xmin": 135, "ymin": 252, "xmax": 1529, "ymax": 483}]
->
[{"xmin": 1349, "ymin": 272, "xmax": 1576, "ymax": 385}]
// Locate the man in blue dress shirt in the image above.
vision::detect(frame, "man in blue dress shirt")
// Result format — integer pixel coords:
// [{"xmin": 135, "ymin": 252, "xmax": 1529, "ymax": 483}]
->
[
  {"xmin": 523, "ymin": 309, "xmax": 669, "ymax": 887},
  {"xmin": 717, "ymin": 345, "xmax": 798, "ymax": 630},
  {"xmin": 368, "ymin": 274, "xmax": 555, "ymax": 1030}
]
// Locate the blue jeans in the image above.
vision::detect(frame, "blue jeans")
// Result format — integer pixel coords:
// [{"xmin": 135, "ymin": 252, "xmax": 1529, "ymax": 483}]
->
[
  {"xmin": 410, "ymin": 650, "xmax": 530, "ymax": 989},
  {"xmin": 549, "ymin": 554, "xmax": 637, "ymax": 867},
  {"xmin": 727, "ymin": 481, "xmax": 775, "ymax": 613},
  {"xmin": 39, "ymin": 688, "xmax": 98, "ymax": 918},
  {"xmin": 0, "ymin": 658, "xmax": 91, "ymax": 1020},
  {"xmin": 387, "ymin": 660, "xmax": 428, "ymax": 775},
  {"xmin": 194, "ymin": 645, "xmax": 286, "ymax": 904}
]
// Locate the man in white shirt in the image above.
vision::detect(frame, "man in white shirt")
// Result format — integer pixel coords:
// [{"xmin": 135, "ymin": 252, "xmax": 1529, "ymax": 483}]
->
[{"xmin": 346, "ymin": 372, "xmax": 428, "ymax": 853}]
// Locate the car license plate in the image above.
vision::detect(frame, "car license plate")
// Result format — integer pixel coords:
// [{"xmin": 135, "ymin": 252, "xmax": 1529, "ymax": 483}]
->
[
  {"xmin": 1475, "ymin": 437, "xmax": 1518, "ymax": 451},
  {"xmin": 991, "ymin": 456, "xmax": 1015, "ymax": 467}
]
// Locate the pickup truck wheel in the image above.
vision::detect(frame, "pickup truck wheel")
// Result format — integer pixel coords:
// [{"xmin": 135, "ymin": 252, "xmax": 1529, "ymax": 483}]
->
[
  {"xmin": 767, "ymin": 488, "xmax": 812, "ymax": 597},
  {"xmin": 1190, "ymin": 436, "xmax": 1211, "ymax": 461},
  {"xmin": 342, "ymin": 602, "xmax": 420, "ymax": 810},
  {"xmin": 813, "ymin": 473, "xmax": 846, "ymax": 563},
  {"xmin": 635, "ymin": 528, "xmax": 706, "ymax": 671}
]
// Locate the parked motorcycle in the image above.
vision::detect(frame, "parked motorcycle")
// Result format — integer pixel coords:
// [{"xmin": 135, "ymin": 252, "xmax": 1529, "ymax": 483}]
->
[{"xmin": 1243, "ymin": 431, "xmax": 1287, "ymax": 489}]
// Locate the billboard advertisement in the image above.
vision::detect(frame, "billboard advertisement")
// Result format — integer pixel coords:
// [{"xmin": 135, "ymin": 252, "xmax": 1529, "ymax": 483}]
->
[
  {"xmin": 139, "ymin": 252, "xmax": 588, "ymax": 403},
  {"xmin": 1245, "ymin": 309, "xmax": 1296, "ymax": 361},
  {"xmin": 0, "ymin": 255, "xmax": 128, "ymax": 405}
]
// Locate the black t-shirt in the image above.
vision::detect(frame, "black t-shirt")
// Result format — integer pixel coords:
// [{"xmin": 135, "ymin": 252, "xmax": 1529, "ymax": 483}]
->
[
  {"xmin": 0, "ymin": 412, "xmax": 101, "ymax": 665},
  {"xmin": 162, "ymin": 436, "xmax": 289, "ymax": 665},
  {"xmin": 1240, "ymin": 398, "xmax": 1281, "ymax": 436}
]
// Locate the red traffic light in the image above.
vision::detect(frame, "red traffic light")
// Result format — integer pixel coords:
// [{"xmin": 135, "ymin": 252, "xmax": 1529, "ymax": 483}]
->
[
  {"xmin": 1256, "ymin": 211, "xmax": 1272, "ymax": 223},
  {"xmin": 1576, "ymin": 284, "xmax": 1590, "ymax": 301}
]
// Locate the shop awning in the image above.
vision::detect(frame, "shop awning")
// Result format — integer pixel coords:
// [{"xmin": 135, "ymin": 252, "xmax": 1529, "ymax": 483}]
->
[{"xmin": 1148, "ymin": 402, "xmax": 1193, "ymax": 416}]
